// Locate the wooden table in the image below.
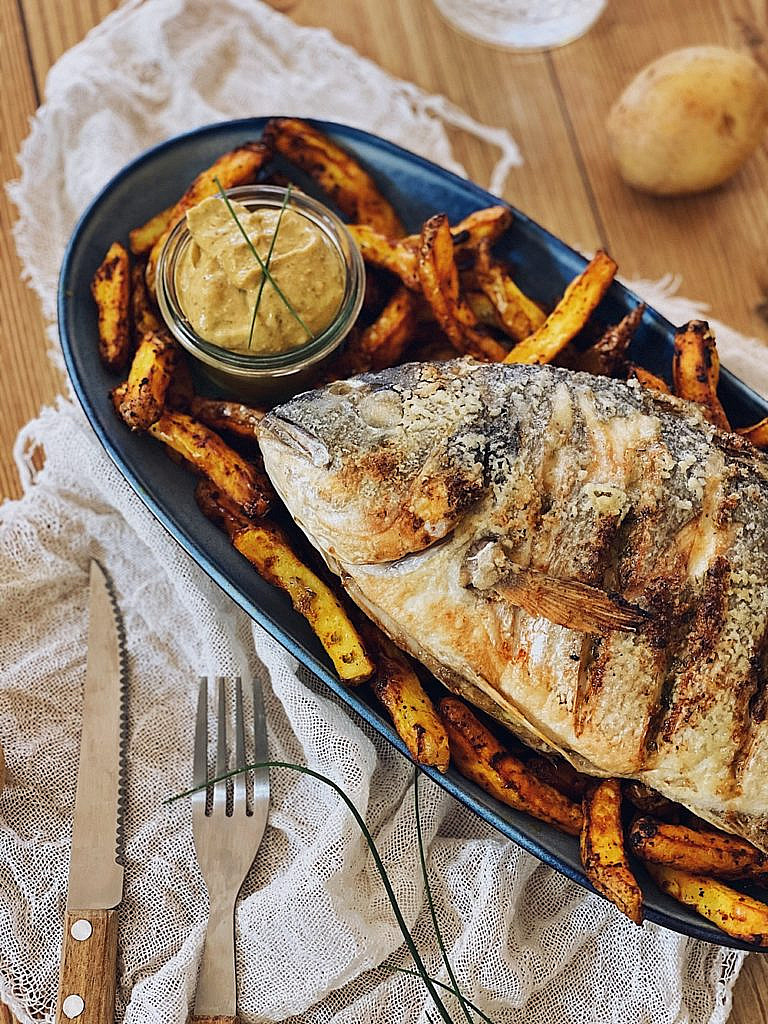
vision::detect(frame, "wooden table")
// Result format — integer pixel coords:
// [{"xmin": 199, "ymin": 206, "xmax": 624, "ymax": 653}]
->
[{"xmin": 1, "ymin": 1, "xmax": 767, "ymax": 1020}]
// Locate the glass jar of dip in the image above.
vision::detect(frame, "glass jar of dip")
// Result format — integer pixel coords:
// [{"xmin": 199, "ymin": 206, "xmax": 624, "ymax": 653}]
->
[{"xmin": 156, "ymin": 184, "xmax": 365, "ymax": 402}]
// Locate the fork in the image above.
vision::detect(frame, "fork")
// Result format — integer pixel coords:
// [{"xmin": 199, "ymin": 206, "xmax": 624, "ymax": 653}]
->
[{"xmin": 191, "ymin": 675, "xmax": 270, "ymax": 1024}]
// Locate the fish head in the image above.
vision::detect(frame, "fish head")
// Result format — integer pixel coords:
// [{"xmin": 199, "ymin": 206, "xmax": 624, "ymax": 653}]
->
[{"xmin": 259, "ymin": 359, "xmax": 513, "ymax": 565}]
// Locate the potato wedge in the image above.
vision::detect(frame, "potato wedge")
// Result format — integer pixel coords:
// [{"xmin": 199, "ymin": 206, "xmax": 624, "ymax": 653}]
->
[
  {"xmin": 359, "ymin": 285, "xmax": 417, "ymax": 370},
  {"xmin": 148, "ymin": 411, "xmax": 272, "ymax": 518},
  {"xmin": 165, "ymin": 354, "xmax": 195, "ymax": 412},
  {"xmin": 362, "ymin": 624, "xmax": 449, "ymax": 771},
  {"xmin": 91, "ymin": 241, "xmax": 132, "ymax": 372},
  {"xmin": 195, "ymin": 478, "xmax": 252, "ymax": 535},
  {"xmin": 418, "ymin": 214, "xmax": 508, "ymax": 361},
  {"xmin": 110, "ymin": 381, "xmax": 128, "ymax": 414},
  {"xmin": 399, "ymin": 205, "xmax": 512, "ymax": 256},
  {"xmin": 439, "ymin": 697, "xmax": 582, "ymax": 835},
  {"xmin": 629, "ymin": 816, "xmax": 768, "ymax": 879},
  {"xmin": 464, "ymin": 289, "xmax": 504, "ymax": 329},
  {"xmin": 576, "ymin": 305, "xmax": 645, "ymax": 377},
  {"xmin": 737, "ymin": 415, "xmax": 768, "ymax": 449},
  {"xmin": 146, "ymin": 141, "xmax": 270, "ymax": 292},
  {"xmin": 450, "ymin": 205, "xmax": 513, "ymax": 252},
  {"xmin": 672, "ymin": 320, "xmax": 730, "ymax": 430},
  {"xmin": 171, "ymin": 141, "xmax": 270, "ymax": 219},
  {"xmin": 234, "ymin": 521, "xmax": 374, "ymax": 683},
  {"xmin": 504, "ymin": 250, "xmax": 617, "ymax": 365},
  {"xmin": 131, "ymin": 260, "xmax": 163, "ymax": 339},
  {"xmin": 473, "ymin": 241, "xmax": 546, "ymax": 343},
  {"xmin": 264, "ymin": 117, "xmax": 403, "ymax": 237},
  {"xmin": 195, "ymin": 479, "xmax": 373, "ymax": 683},
  {"xmin": 348, "ymin": 225, "xmax": 420, "ymax": 290},
  {"xmin": 129, "ymin": 204, "xmax": 175, "ymax": 256},
  {"xmin": 580, "ymin": 779, "xmax": 643, "ymax": 924},
  {"xmin": 525, "ymin": 755, "xmax": 590, "ymax": 802},
  {"xmin": 628, "ymin": 365, "xmax": 671, "ymax": 394},
  {"xmin": 189, "ymin": 396, "xmax": 266, "ymax": 440},
  {"xmin": 646, "ymin": 863, "xmax": 768, "ymax": 944},
  {"xmin": 118, "ymin": 330, "xmax": 178, "ymax": 431},
  {"xmin": 623, "ymin": 781, "xmax": 679, "ymax": 820}
]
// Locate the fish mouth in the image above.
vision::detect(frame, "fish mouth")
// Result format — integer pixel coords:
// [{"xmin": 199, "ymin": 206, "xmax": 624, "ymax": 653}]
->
[
  {"xmin": 350, "ymin": 532, "xmax": 458, "ymax": 575},
  {"xmin": 258, "ymin": 414, "xmax": 331, "ymax": 468}
]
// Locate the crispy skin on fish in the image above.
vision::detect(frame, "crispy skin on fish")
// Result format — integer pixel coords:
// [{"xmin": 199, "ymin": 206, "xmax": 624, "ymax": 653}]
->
[{"xmin": 259, "ymin": 359, "xmax": 768, "ymax": 851}]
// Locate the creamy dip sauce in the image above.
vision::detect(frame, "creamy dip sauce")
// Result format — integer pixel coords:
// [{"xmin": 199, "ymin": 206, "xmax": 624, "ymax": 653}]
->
[{"xmin": 175, "ymin": 196, "xmax": 345, "ymax": 354}]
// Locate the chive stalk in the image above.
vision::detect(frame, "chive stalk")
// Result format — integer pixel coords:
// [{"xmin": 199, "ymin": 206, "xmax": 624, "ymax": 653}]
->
[
  {"xmin": 246, "ymin": 184, "xmax": 293, "ymax": 348},
  {"xmin": 213, "ymin": 177, "xmax": 314, "ymax": 342},
  {"xmin": 171, "ymin": 760, "xmax": 455, "ymax": 1024},
  {"xmin": 415, "ymin": 769, "xmax": 478, "ymax": 1024},
  {"xmin": 386, "ymin": 966, "xmax": 495, "ymax": 1024}
]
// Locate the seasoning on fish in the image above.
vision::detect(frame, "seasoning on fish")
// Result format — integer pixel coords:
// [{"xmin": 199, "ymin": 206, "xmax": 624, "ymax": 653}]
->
[{"xmin": 259, "ymin": 358, "xmax": 768, "ymax": 852}]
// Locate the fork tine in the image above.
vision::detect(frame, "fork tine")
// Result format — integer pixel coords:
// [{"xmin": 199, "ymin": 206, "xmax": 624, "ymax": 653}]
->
[
  {"xmin": 252, "ymin": 676, "xmax": 269, "ymax": 810},
  {"xmin": 193, "ymin": 676, "xmax": 209, "ymax": 791},
  {"xmin": 213, "ymin": 676, "xmax": 228, "ymax": 811},
  {"xmin": 252, "ymin": 676, "xmax": 268, "ymax": 764},
  {"xmin": 191, "ymin": 674, "xmax": 271, "ymax": 1019},
  {"xmin": 233, "ymin": 677, "xmax": 247, "ymax": 810}
]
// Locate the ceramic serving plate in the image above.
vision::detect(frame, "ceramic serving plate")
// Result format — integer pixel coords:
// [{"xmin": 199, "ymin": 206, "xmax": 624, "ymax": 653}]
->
[{"xmin": 59, "ymin": 117, "xmax": 768, "ymax": 951}]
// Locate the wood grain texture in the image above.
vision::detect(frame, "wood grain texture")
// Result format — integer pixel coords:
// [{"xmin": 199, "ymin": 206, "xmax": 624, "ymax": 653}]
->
[
  {"xmin": 2, "ymin": 1, "xmax": 768, "ymax": 1021},
  {"xmin": 286, "ymin": 0, "xmax": 603, "ymax": 249},
  {"xmin": 55, "ymin": 909, "xmax": 118, "ymax": 1024},
  {"xmin": 0, "ymin": 0, "xmax": 65, "ymax": 501},
  {"xmin": 549, "ymin": 0, "xmax": 768, "ymax": 339},
  {"xmin": 20, "ymin": 0, "xmax": 119, "ymax": 89}
]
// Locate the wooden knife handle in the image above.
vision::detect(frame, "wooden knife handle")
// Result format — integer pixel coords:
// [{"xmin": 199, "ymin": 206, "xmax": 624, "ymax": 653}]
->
[{"xmin": 56, "ymin": 909, "xmax": 118, "ymax": 1024}]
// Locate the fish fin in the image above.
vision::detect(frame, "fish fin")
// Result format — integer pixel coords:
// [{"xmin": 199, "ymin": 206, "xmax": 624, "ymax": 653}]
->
[
  {"xmin": 484, "ymin": 563, "xmax": 650, "ymax": 634},
  {"xmin": 462, "ymin": 538, "xmax": 651, "ymax": 633}
]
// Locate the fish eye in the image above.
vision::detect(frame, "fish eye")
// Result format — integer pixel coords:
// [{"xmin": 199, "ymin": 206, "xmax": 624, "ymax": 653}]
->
[
  {"xmin": 327, "ymin": 379, "xmax": 369, "ymax": 396},
  {"xmin": 357, "ymin": 389, "xmax": 404, "ymax": 429}
]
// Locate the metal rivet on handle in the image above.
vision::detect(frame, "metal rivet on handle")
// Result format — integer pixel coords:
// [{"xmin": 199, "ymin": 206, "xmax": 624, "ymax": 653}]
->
[
  {"xmin": 62, "ymin": 994, "xmax": 85, "ymax": 1018},
  {"xmin": 70, "ymin": 919, "xmax": 92, "ymax": 941}
]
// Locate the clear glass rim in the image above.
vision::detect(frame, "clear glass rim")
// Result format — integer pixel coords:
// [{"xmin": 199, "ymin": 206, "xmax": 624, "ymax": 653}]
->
[
  {"xmin": 431, "ymin": 0, "xmax": 607, "ymax": 53},
  {"xmin": 156, "ymin": 184, "xmax": 365, "ymax": 379}
]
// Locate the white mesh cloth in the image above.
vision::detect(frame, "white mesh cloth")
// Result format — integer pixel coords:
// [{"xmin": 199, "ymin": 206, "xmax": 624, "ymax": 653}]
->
[{"xmin": 2, "ymin": 0, "xmax": 765, "ymax": 1021}]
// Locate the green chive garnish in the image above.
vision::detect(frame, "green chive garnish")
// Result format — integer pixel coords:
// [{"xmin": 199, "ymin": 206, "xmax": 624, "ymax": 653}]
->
[
  {"xmin": 415, "ymin": 769, "xmax": 479, "ymax": 1024},
  {"xmin": 245, "ymin": 184, "xmax": 293, "ymax": 350},
  {"xmin": 386, "ymin": 966, "xmax": 496, "ymax": 1024},
  {"xmin": 170, "ymin": 760, "xmax": 456, "ymax": 1024},
  {"xmin": 213, "ymin": 176, "xmax": 315, "ymax": 345}
]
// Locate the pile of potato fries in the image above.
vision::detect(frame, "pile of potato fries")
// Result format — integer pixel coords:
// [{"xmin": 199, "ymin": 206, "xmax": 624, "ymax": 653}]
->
[{"xmin": 91, "ymin": 117, "xmax": 768, "ymax": 944}]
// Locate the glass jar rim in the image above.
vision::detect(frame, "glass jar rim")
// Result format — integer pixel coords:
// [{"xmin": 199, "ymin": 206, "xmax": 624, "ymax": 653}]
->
[{"xmin": 155, "ymin": 184, "xmax": 365, "ymax": 379}]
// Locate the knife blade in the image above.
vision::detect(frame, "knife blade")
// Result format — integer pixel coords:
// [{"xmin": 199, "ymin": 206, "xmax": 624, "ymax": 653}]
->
[{"xmin": 56, "ymin": 560, "xmax": 127, "ymax": 1024}]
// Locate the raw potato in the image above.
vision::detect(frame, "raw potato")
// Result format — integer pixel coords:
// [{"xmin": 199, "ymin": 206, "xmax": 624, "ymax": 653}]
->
[{"xmin": 607, "ymin": 46, "xmax": 768, "ymax": 196}]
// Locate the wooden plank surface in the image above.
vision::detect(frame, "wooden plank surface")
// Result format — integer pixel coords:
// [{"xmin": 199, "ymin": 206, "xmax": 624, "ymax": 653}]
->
[
  {"xmin": 0, "ymin": 0, "xmax": 63, "ymax": 500},
  {"xmin": 549, "ymin": 0, "xmax": 768, "ymax": 340},
  {"xmin": 1, "ymin": 1, "xmax": 767, "ymax": 1021}
]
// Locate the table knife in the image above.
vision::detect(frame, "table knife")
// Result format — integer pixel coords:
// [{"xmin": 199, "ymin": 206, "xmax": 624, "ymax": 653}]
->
[{"xmin": 56, "ymin": 560, "xmax": 127, "ymax": 1024}]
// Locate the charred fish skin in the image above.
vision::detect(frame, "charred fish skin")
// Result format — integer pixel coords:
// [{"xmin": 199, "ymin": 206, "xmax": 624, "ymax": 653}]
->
[{"xmin": 259, "ymin": 359, "xmax": 768, "ymax": 850}]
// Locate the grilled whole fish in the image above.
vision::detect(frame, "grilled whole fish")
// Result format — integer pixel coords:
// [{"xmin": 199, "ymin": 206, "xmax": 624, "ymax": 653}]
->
[{"xmin": 259, "ymin": 359, "xmax": 768, "ymax": 850}]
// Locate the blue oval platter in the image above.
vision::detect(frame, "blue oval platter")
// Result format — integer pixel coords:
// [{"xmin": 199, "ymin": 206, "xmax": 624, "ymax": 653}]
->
[{"xmin": 58, "ymin": 117, "xmax": 768, "ymax": 951}]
